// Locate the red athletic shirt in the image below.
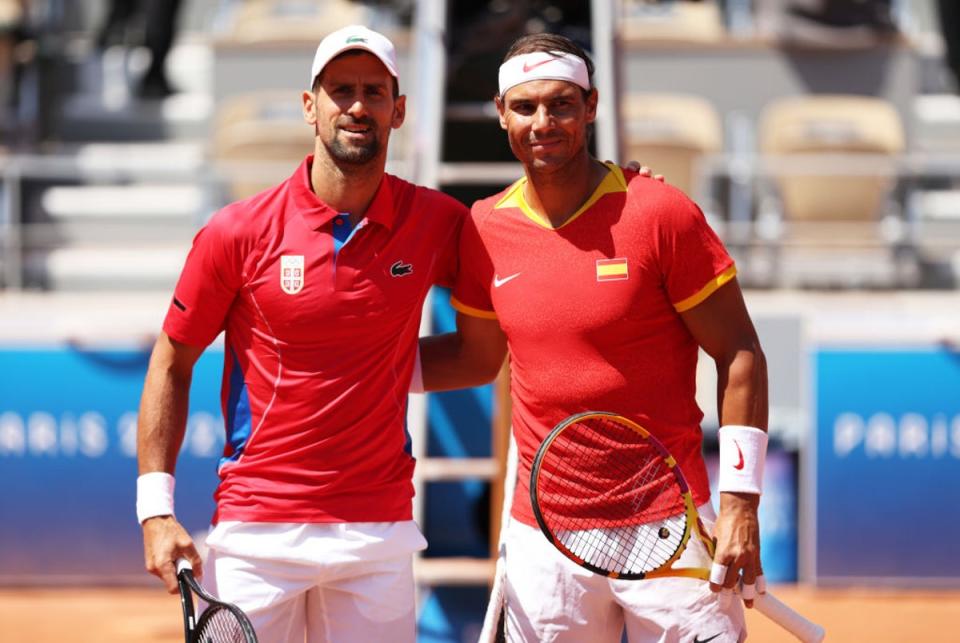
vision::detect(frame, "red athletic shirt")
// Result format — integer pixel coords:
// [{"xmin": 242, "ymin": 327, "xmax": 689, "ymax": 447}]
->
[
  {"xmin": 451, "ymin": 164, "xmax": 735, "ymax": 527},
  {"xmin": 163, "ymin": 156, "xmax": 465, "ymax": 524}
]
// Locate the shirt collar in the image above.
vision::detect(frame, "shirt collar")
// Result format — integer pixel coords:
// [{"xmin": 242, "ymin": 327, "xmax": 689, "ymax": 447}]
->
[
  {"xmin": 494, "ymin": 162, "xmax": 627, "ymax": 230},
  {"xmin": 290, "ymin": 155, "xmax": 397, "ymax": 231}
]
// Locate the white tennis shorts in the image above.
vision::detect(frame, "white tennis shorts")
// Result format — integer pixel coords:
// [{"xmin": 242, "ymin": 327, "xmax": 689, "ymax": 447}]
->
[
  {"xmin": 503, "ymin": 504, "xmax": 747, "ymax": 643},
  {"xmin": 202, "ymin": 521, "xmax": 426, "ymax": 643}
]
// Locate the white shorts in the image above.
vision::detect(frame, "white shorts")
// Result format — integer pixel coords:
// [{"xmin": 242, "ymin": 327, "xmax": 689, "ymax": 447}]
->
[
  {"xmin": 202, "ymin": 521, "xmax": 427, "ymax": 643},
  {"xmin": 503, "ymin": 505, "xmax": 746, "ymax": 643}
]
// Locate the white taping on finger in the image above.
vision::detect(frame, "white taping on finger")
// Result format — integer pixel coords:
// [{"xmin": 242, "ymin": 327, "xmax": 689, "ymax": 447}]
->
[
  {"xmin": 756, "ymin": 573, "xmax": 767, "ymax": 594},
  {"xmin": 740, "ymin": 582, "xmax": 757, "ymax": 601},
  {"xmin": 709, "ymin": 561, "xmax": 728, "ymax": 585}
]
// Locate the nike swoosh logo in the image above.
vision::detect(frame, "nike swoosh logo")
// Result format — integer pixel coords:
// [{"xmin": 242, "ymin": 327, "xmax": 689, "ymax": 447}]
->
[
  {"xmin": 733, "ymin": 440, "xmax": 745, "ymax": 470},
  {"xmin": 522, "ymin": 58, "xmax": 555, "ymax": 73},
  {"xmin": 493, "ymin": 273, "xmax": 521, "ymax": 288},
  {"xmin": 693, "ymin": 634, "xmax": 722, "ymax": 643}
]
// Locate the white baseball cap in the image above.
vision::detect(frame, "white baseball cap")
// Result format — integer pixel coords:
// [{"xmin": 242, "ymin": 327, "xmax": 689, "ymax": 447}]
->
[{"xmin": 310, "ymin": 25, "xmax": 399, "ymax": 86}]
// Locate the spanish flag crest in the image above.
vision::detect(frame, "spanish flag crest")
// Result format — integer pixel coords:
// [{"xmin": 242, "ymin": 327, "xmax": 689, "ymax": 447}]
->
[{"xmin": 596, "ymin": 258, "xmax": 629, "ymax": 282}]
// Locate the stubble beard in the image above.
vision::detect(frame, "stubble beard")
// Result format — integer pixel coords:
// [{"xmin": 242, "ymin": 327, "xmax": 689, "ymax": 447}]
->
[
  {"xmin": 327, "ymin": 131, "xmax": 381, "ymax": 165},
  {"xmin": 313, "ymin": 108, "xmax": 384, "ymax": 167}
]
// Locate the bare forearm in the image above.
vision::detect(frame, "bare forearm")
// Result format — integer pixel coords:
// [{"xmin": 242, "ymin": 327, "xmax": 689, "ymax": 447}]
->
[
  {"xmin": 420, "ymin": 332, "xmax": 505, "ymax": 391},
  {"xmin": 715, "ymin": 340, "xmax": 766, "ymax": 594},
  {"xmin": 136, "ymin": 334, "xmax": 204, "ymax": 592},
  {"xmin": 138, "ymin": 369, "xmax": 191, "ymax": 474},
  {"xmin": 137, "ymin": 337, "xmax": 197, "ymax": 474},
  {"xmin": 679, "ymin": 281, "xmax": 767, "ymax": 598},
  {"xmin": 716, "ymin": 341, "xmax": 768, "ymax": 430}
]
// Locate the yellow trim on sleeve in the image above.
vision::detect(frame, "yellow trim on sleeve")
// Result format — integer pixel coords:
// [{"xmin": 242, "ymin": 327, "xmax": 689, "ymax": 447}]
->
[
  {"xmin": 450, "ymin": 296, "xmax": 498, "ymax": 320},
  {"xmin": 672, "ymin": 265, "xmax": 738, "ymax": 312}
]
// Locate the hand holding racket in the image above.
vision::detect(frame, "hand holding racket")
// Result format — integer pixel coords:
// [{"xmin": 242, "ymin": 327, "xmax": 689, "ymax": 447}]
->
[
  {"xmin": 710, "ymin": 489, "xmax": 763, "ymax": 606},
  {"xmin": 176, "ymin": 558, "xmax": 258, "ymax": 643},
  {"xmin": 530, "ymin": 412, "xmax": 825, "ymax": 643}
]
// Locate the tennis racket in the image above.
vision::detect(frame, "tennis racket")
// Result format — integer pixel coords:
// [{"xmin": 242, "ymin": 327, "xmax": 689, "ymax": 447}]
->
[
  {"xmin": 478, "ymin": 434, "xmax": 518, "ymax": 643},
  {"xmin": 176, "ymin": 558, "xmax": 258, "ymax": 643},
  {"xmin": 530, "ymin": 411, "xmax": 825, "ymax": 643}
]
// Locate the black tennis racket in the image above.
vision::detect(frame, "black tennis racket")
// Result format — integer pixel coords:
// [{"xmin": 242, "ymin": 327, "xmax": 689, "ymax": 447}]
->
[
  {"xmin": 176, "ymin": 558, "xmax": 258, "ymax": 643},
  {"xmin": 530, "ymin": 411, "xmax": 824, "ymax": 643}
]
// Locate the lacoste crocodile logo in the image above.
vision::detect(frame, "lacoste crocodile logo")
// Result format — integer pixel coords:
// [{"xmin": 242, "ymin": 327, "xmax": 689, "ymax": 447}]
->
[{"xmin": 390, "ymin": 261, "xmax": 413, "ymax": 277}]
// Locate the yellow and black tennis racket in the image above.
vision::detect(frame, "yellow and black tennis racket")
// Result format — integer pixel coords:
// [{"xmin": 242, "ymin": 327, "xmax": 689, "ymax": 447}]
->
[{"xmin": 530, "ymin": 411, "xmax": 824, "ymax": 642}]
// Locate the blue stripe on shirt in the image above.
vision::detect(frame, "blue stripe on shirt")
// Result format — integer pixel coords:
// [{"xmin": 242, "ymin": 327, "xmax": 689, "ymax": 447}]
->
[
  {"xmin": 221, "ymin": 348, "xmax": 252, "ymax": 469},
  {"xmin": 332, "ymin": 214, "xmax": 359, "ymax": 256}
]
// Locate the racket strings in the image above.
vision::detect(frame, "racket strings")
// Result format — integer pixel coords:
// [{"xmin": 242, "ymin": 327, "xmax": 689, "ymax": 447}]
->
[
  {"xmin": 538, "ymin": 417, "xmax": 688, "ymax": 576},
  {"xmin": 194, "ymin": 606, "xmax": 253, "ymax": 643},
  {"xmin": 556, "ymin": 515, "xmax": 686, "ymax": 574}
]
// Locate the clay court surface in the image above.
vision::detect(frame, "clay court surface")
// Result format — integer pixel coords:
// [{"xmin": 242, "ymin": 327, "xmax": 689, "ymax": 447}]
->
[{"xmin": 1, "ymin": 585, "xmax": 958, "ymax": 642}]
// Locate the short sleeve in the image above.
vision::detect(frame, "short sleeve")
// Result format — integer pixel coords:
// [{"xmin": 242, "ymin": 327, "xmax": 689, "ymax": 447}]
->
[
  {"xmin": 450, "ymin": 209, "xmax": 497, "ymax": 319},
  {"xmin": 163, "ymin": 210, "xmax": 247, "ymax": 347},
  {"xmin": 430, "ymin": 196, "xmax": 468, "ymax": 289},
  {"xmin": 654, "ymin": 193, "xmax": 736, "ymax": 313}
]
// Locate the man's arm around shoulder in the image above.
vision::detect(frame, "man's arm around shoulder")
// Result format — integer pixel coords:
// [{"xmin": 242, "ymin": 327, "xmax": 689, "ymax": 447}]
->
[{"xmin": 420, "ymin": 313, "xmax": 507, "ymax": 392}]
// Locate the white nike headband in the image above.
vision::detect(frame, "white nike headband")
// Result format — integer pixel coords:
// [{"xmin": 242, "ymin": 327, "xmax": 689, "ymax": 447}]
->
[{"xmin": 498, "ymin": 51, "xmax": 590, "ymax": 97}]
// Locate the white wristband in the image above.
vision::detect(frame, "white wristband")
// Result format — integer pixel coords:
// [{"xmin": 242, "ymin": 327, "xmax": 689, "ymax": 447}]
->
[
  {"xmin": 136, "ymin": 471, "xmax": 175, "ymax": 524},
  {"xmin": 717, "ymin": 425, "xmax": 768, "ymax": 495},
  {"xmin": 409, "ymin": 344, "xmax": 425, "ymax": 393}
]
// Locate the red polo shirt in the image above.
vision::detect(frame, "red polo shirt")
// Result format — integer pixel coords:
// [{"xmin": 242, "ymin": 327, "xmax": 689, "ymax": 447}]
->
[
  {"xmin": 164, "ymin": 156, "xmax": 465, "ymax": 524},
  {"xmin": 451, "ymin": 165, "xmax": 735, "ymax": 527}
]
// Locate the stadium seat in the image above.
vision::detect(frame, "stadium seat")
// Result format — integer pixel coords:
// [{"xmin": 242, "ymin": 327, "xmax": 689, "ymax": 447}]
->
[
  {"xmin": 212, "ymin": 91, "xmax": 315, "ymax": 201},
  {"xmin": 756, "ymin": 95, "xmax": 911, "ymax": 286},
  {"xmin": 760, "ymin": 95, "xmax": 904, "ymax": 222},
  {"xmin": 226, "ymin": 0, "xmax": 369, "ymax": 44},
  {"xmin": 622, "ymin": 92, "xmax": 722, "ymax": 198},
  {"xmin": 619, "ymin": 0, "xmax": 725, "ymax": 43},
  {"xmin": 22, "ymin": 143, "xmax": 206, "ymax": 291}
]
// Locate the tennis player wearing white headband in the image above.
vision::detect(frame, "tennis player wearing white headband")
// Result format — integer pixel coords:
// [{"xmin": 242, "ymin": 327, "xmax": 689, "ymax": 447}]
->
[{"xmin": 418, "ymin": 32, "xmax": 769, "ymax": 642}]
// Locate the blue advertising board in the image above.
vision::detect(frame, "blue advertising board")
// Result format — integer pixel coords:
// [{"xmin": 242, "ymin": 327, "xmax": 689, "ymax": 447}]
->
[
  {"xmin": 0, "ymin": 329, "xmax": 491, "ymax": 640},
  {"xmin": 0, "ymin": 345, "xmax": 225, "ymax": 581},
  {"xmin": 814, "ymin": 347, "xmax": 960, "ymax": 585}
]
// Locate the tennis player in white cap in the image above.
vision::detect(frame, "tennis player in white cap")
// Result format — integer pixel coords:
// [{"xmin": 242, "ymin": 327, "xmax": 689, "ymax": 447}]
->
[{"xmin": 136, "ymin": 25, "xmax": 467, "ymax": 642}]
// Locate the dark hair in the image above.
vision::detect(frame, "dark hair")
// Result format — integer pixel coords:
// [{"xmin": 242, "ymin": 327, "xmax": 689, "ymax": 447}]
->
[
  {"xmin": 311, "ymin": 50, "xmax": 400, "ymax": 98},
  {"xmin": 502, "ymin": 33, "xmax": 595, "ymax": 96}
]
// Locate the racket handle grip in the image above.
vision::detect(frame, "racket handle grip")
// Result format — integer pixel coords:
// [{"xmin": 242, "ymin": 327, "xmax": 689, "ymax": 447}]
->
[
  {"xmin": 175, "ymin": 557, "xmax": 193, "ymax": 574},
  {"xmin": 477, "ymin": 559, "xmax": 506, "ymax": 643},
  {"xmin": 754, "ymin": 591, "xmax": 825, "ymax": 642}
]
